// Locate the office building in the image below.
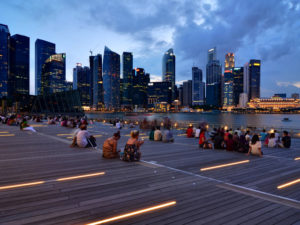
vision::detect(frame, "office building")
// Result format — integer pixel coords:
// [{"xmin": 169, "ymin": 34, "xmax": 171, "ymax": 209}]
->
[
  {"xmin": 248, "ymin": 97, "xmax": 300, "ymax": 110},
  {"xmin": 93, "ymin": 54, "xmax": 103, "ymax": 109},
  {"xmin": 223, "ymin": 70, "xmax": 234, "ymax": 107},
  {"xmin": 183, "ymin": 80, "xmax": 192, "ymax": 107},
  {"xmin": 291, "ymin": 93, "xmax": 299, "ymax": 99},
  {"xmin": 0, "ymin": 24, "xmax": 10, "ymax": 98},
  {"xmin": 8, "ymin": 34, "xmax": 30, "ymax": 97},
  {"xmin": 162, "ymin": 48, "xmax": 176, "ymax": 101},
  {"xmin": 103, "ymin": 46, "xmax": 120, "ymax": 109},
  {"xmin": 73, "ymin": 63, "xmax": 91, "ymax": 106},
  {"xmin": 206, "ymin": 48, "xmax": 222, "ymax": 107},
  {"xmin": 243, "ymin": 62, "xmax": 250, "ymax": 96},
  {"xmin": 232, "ymin": 67, "xmax": 244, "ymax": 106},
  {"xmin": 65, "ymin": 81, "xmax": 73, "ymax": 91},
  {"xmin": 273, "ymin": 93, "xmax": 286, "ymax": 98},
  {"xmin": 122, "ymin": 52, "xmax": 133, "ymax": 107},
  {"xmin": 225, "ymin": 53, "xmax": 235, "ymax": 70},
  {"xmin": 192, "ymin": 67, "xmax": 205, "ymax": 106},
  {"xmin": 148, "ymin": 81, "xmax": 172, "ymax": 108},
  {"xmin": 178, "ymin": 85, "xmax": 183, "ymax": 105},
  {"xmin": 35, "ymin": 39, "xmax": 56, "ymax": 95},
  {"xmin": 244, "ymin": 60, "xmax": 261, "ymax": 100},
  {"xmin": 239, "ymin": 93, "xmax": 248, "ymax": 108},
  {"xmin": 132, "ymin": 68, "xmax": 149, "ymax": 108},
  {"xmin": 89, "ymin": 55, "xmax": 95, "ymax": 106},
  {"xmin": 208, "ymin": 47, "xmax": 216, "ymax": 62},
  {"xmin": 41, "ymin": 53, "xmax": 66, "ymax": 95}
]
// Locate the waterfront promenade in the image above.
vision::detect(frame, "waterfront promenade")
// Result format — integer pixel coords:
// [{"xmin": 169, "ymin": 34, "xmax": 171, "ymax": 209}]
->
[{"xmin": 0, "ymin": 122, "xmax": 300, "ymax": 224}]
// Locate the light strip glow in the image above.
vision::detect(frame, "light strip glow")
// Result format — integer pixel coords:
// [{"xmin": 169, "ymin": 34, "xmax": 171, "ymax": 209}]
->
[
  {"xmin": 93, "ymin": 135, "xmax": 103, "ymax": 138},
  {"xmin": 0, "ymin": 134, "xmax": 15, "ymax": 137},
  {"xmin": 56, "ymin": 172, "xmax": 105, "ymax": 181},
  {"xmin": 86, "ymin": 201, "xmax": 176, "ymax": 225},
  {"xmin": 277, "ymin": 179, "xmax": 300, "ymax": 189},
  {"xmin": 295, "ymin": 157, "xmax": 300, "ymax": 161},
  {"xmin": 57, "ymin": 134, "xmax": 73, "ymax": 136},
  {"xmin": 0, "ymin": 131, "xmax": 9, "ymax": 133},
  {"xmin": 30, "ymin": 124, "xmax": 47, "ymax": 127},
  {"xmin": 200, "ymin": 160, "xmax": 250, "ymax": 171},
  {"xmin": 0, "ymin": 181, "xmax": 45, "ymax": 190}
]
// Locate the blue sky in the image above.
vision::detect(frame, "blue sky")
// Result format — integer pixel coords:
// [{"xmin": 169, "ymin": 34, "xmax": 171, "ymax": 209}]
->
[{"xmin": 1, "ymin": 0, "xmax": 300, "ymax": 96}]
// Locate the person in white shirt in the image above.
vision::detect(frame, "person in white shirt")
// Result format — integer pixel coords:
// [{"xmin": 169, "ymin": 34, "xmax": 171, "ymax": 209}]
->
[
  {"xmin": 76, "ymin": 125, "xmax": 96, "ymax": 148},
  {"xmin": 195, "ymin": 126, "xmax": 201, "ymax": 138},
  {"xmin": 116, "ymin": 121, "xmax": 121, "ymax": 129},
  {"xmin": 268, "ymin": 133, "xmax": 277, "ymax": 148},
  {"xmin": 154, "ymin": 127, "xmax": 162, "ymax": 141},
  {"xmin": 234, "ymin": 128, "xmax": 242, "ymax": 137},
  {"xmin": 247, "ymin": 134, "xmax": 262, "ymax": 157}
]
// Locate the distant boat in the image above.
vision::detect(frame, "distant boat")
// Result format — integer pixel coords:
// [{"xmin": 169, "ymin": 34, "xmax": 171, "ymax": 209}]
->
[{"xmin": 282, "ymin": 118, "xmax": 291, "ymax": 122}]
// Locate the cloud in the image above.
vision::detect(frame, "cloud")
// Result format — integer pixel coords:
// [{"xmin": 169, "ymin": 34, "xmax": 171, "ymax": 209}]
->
[
  {"xmin": 276, "ymin": 81, "xmax": 300, "ymax": 88},
  {"xmin": 150, "ymin": 74, "xmax": 162, "ymax": 82}
]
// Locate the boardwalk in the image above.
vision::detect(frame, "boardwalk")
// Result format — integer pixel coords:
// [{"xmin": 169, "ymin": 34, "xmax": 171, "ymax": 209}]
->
[{"xmin": 0, "ymin": 122, "xmax": 300, "ymax": 225}]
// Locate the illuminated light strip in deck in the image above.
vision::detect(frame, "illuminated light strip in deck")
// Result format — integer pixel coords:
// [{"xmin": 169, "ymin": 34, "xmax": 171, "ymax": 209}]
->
[
  {"xmin": 86, "ymin": 201, "xmax": 176, "ymax": 225},
  {"xmin": 0, "ymin": 134, "xmax": 15, "ymax": 137},
  {"xmin": 57, "ymin": 134, "xmax": 73, "ymax": 136},
  {"xmin": 56, "ymin": 172, "xmax": 105, "ymax": 181},
  {"xmin": 277, "ymin": 179, "xmax": 300, "ymax": 189},
  {"xmin": 0, "ymin": 131, "xmax": 9, "ymax": 133},
  {"xmin": 93, "ymin": 135, "xmax": 103, "ymax": 137},
  {"xmin": 30, "ymin": 124, "xmax": 47, "ymax": 127},
  {"xmin": 0, "ymin": 181, "xmax": 45, "ymax": 190},
  {"xmin": 200, "ymin": 160, "xmax": 250, "ymax": 171},
  {"xmin": 295, "ymin": 157, "xmax": 300, "ymax": 161}
]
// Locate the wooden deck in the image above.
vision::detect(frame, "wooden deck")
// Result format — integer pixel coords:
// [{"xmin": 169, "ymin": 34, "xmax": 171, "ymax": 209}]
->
[{"xmin": 0, "ymin": 122, "xmax": 299, "ymax": 225}]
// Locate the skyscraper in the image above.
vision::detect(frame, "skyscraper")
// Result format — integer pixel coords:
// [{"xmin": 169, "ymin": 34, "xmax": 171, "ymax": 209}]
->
[
  {"xmin": 162, "ymin": 48, "xmax": 175, "ymax": 101},
  {"xmin": 132, "ymin": 68, "xmax": 149, "ymax": 108},
  {"xmin": 93, "ymin": 54, "xmax": 103, "ymax": 109},
  {"xmin": 224, "ymin": 53, "xmax": 235, "ymax": 70},
  {"xmin": 192, "ymin": 67, "xmax": 205, "ymax": 106},
  {"xmin": 73, "ymin": 63, "xmax": 91, "ymax": 106},
  {"xmin": 206, "ymin": 48, "xmax": 222, "ymax": 107},
  {"xmin": 89, "ymin": 55, "xmax": 95, "ymax": 106},
  {"xmin": 249, "ymin": 59, "xmax": 261, "ymax": 99},
  {"xmin": 0, "ymin": 24, "xmax": 10, "ymax": 98},
  {"xmin": 183, "ymin": 80, "xmax": 192, "ymax": 107},
  {"xmin": 9, "ymin": 34, "xmax": 30, "ymax": 97},
  {"xmin": 147, "ymin": 81, "xmax": 172, "ymax": 108},
  {"xmin": 208, "ymin": 47, "xmax": 216, "ymax": 62},
  {"xmin": 103, "ymin": 46, "xmax": 120, "ymax": 109},
  {"xmin": 122, "ymin": 52, "xmax": 133, "ymax": 107},
  {"xmin": 35, "ymin": 39, "xmax": 56, "ymax": 95},
  {"xmin": 232, "ymin": 67, "xmax": 244, "ymax": 106},
  {"xmin": 41, "ymin": 53, "xmax": 66, "ymax": 95},
  {"xmin": 223, "ymin": 69, "xmax": 234, "ymax": 107},
  {"xmin": 243, "ymin": 62, "xmax": 250, "ymax": 99}
]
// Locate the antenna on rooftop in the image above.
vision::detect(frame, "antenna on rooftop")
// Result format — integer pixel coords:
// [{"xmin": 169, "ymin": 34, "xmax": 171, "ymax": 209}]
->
[{"xmin": 89, "ymin": 50, "xmax": 93, "ymax": 56}]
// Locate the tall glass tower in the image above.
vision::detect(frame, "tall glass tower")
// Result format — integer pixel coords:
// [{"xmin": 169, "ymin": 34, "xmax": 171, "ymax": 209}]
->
[
  {"xmin": 224, "ymin": 53, "xmax": 235, "ymax": 70},
  {"xmin": 93, "ymin": 54, "xmax": 103, "ymax": 109},
  {"xmin": 206, "ymin": 48, "xmax": 222, "ymax": 107},
  {"xmin": 162, "ymin": 48, "xmax": 175, "ymax": 101},
  {"xmin": 103, "ymin": 46, "xmax": 120, "ymax": 110},
  {"xmin": 35, "ymin": 39, "xmax": 56, "ymax": 95},
  {"xmin": 9, "ymin": 34, "xmax": 30, "ymax": 97},
  {"xmin": 41, "ymin": 53, "xmax": 66, "ymax": 95},
  {"xmin": 73, "ymin": 63, "xmax": 91, "ymax": 106},
  {"xmin": 232, "ymin": 67, "xmax": 244, "ymax": 105},
  {"xmin": 122, "ymin": 52, "xmax": 133, "ymax": 107},
  {"xmin": 0, "ymin": 24, "xmax": 10, "ymax": 98},
  {"xmin": 249, "ymin": 59, "xmax": 261, "ymax": 99},
  {"xmin": 192, "ymin": 67, "xmax": 205, "ymax": 106}
]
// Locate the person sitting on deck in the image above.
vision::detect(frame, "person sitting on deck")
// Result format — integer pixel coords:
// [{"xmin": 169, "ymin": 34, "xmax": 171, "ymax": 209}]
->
[
  {"xmin": 247, "ymin": 134, "xmax": 263, "ymax": 157},
  {"xmin": 199, "ymin": 129, "xmax": 212, "ymax": 149},
  {"xmin": 102, "ymin": 131, "xmax": 121, "ymax": 159},
  {"xmin": 226, "ymin": 134, "xmax": 234, "ymax": 151},
  {"xmin": 195, "ymin": 126, "xmax": 201, "ymax": 138},
  {"xmin": 268, "ymin": 133, "xmax": 277, "ymax": 148},
  {"xmin": 76, "ymin": 124, "xmax": 96, "ymax": 148},
  {"xmin": 186, "ymin": 125, "xmax": 194, "ymax": 138},
  {"xmin": 260, "ymin": 129, "xmax": 267, "ymax": 143},
  {"xmin": 162, "ymin": 127, "xmax": 174, "ymax": 143},
  {"xmin": 122, "ymin": 130, "xmax": 144, "ymax": 161},
  {"xmin": 149, "ymin": 127, "xmax": 155, "ymax": 141},
  {"xmin": 237, "ymin": 134, "xmax": 248, "ymax": 153},
  {"xmin": 20, "ymin": 118, "xmax": 36, "ymax": 132},
  {"xmin": 213, "ymin": 132, "xmax": 225, "ymax": 150},
  {"xmin": 154, "ymin": 126, "xmax": 162, "ymax": 141},
  {"xmin": 278, "ymin": 131, "xmax": 291, "ymax": 148}
]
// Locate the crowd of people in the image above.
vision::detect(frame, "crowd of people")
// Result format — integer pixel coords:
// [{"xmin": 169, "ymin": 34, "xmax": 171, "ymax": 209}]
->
[{"xmin": 186, "ymin": 125, "xmax": 292, "ymax": 157}]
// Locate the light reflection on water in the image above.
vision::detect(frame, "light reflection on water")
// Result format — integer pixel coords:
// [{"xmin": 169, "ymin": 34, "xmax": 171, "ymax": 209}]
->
[{"xmin": 87, "ymin": 112, "xmax": 300, "ymax": 129}]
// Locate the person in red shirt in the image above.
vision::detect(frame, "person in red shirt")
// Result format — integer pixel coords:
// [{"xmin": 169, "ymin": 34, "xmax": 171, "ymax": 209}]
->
[
  {"xmin": 226, "ymin": 134, "xmax": 234, "ymax": 151},
  {"xmin": 186, "ymin": 126, "xmax": 194, "ymax": 138},
  {"xmin": 199, "ymin": 129, "xmax": 212, "ymax": 149}
]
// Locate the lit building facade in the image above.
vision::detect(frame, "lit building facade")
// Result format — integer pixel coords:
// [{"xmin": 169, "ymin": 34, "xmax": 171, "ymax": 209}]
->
[
  {"xmin": 73, "ymin": 63, "xmax": 91, "ymax": 106},
  {"xmin": 0, "ymin": 24, "xmax": 10, "ymax": 98},
  {"xmin": 249, "ymin": 59, "xmax": 261, "ymax": 99},
  {"xmin": 225, "ymin": 53, "xmax": 235, "ymax": 70},
  {"xmin": 41, "ymin": 53, "xmax": 66, "ymax": 95},
  {"xmin": 89, "ymin": 55, "xmax": 95, "ymax": 106},
  {"xmin": 183, "ymin": 80, "xmax": 192, "ymax": 107},
  {"xmin": 148, "ymin": 81, "xmax": 172, "ymax": 109},
  {"xmin": 206, "ymin": 47, "xmax": 222, "ymax": 107},
  {"xmin": 132, "ymin": 68, "xmax": 149, "ymax": 108},
  {"xmin": 103, "ymin": 46, "xmax": 120, "ymax": 109},
  {"xmin": 273, "ymin": 93, "xmax": 286, "ymax": 98},
  {"xmin": 192, "ymin": 67, "xmax": 205, "ymax": 106},
  {"xmin": 248, "ymin": 97, "xmax": 300, "ymax": 109},
  {"xmin": 9, "ymin": 34, "xmax": 30, "ymax": 97},
  {"xmin": 291, "ymin": 93, "xmax": 299, "ymax": 99},
  {"xmin": 162, "ymin": 48, "xmax": 175, "ymax": 101},
  {"xmin": 223, "ymin": 70, "xmax": 234, "ymax": 107},
  {"xmin": 122, "ymin": 52, "xmax": 133, "ymax": 107},
  {"xmin": 35, "ymin": 39, "xmax": 56, "ymax": 95},
  {"xmin": 232, "ymin": 67, "xmax": 244, "ymax": 106},
  {"xmin": 93, "ymin": 54, "xmax": 103, "ymax": 109}
]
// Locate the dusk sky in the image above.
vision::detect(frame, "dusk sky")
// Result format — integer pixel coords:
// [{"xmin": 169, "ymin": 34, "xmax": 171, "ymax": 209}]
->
[{"xmin": 1, "ymin": 0, "xmax": 300, "ymax": 96}]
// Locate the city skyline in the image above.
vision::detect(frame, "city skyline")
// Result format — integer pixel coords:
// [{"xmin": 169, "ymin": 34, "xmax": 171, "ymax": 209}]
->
[{"xmin": 1, "ymin": 0, "xmax": 300, "ymax": 96}]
